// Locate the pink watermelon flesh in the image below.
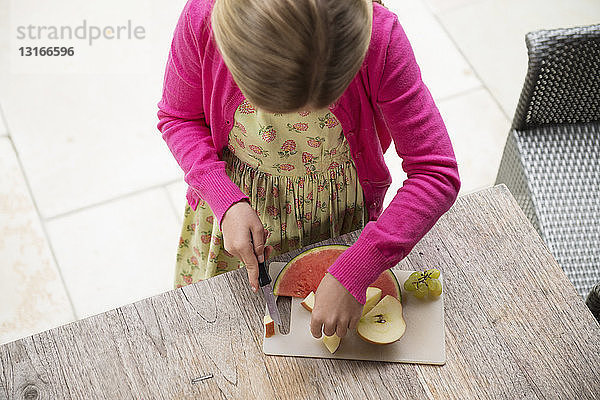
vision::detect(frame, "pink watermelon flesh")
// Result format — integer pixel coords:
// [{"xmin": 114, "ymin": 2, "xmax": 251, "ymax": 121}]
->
[{"xmin": 273, "ymin": 245, "xmax": 401, "ymax": 301}]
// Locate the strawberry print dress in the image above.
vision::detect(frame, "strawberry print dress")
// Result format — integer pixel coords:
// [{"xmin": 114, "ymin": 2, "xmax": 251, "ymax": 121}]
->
[{"xmin": 173, "ymin": 98, "xmax": 366, "ymax": 288}]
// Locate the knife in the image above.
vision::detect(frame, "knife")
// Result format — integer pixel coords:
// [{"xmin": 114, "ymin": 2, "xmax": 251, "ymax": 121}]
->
[{"xmin": 258, "ymin": 257, "xmax": 282, "ymax": 326}]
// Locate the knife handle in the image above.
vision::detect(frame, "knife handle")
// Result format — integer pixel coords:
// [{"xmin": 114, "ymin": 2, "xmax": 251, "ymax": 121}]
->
[{"xmin": 258, "ymin": 259, "xmax": 271, "ymax": 287}]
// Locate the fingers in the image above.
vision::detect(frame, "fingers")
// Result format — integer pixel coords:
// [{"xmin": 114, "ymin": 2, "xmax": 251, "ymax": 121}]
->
[
  {"xmin": 220, "ymin": 201, "xmax": 264, "ymax": 291},
  {"xmin": 335, "ymin": 320, "xmax": 349, "ymax": 338},
  {"xmin": 310, "ymin": 314, "xmax": 323, "ymax": 339},
  {"xmin": 238, "ymin": 243, "xmax": 260, "ymax": 292},
  {"xmin": 251, "ymin": 224, "xmax": 265, "ymax": 263},
  {"xmin": 311, "ymin": 300, "xmax": 357, "ymax": 339},
  {"xmin": 311, "ymin": 302, "xmax": 348, "ymax": 338},
  {"xmin": 311, "ymin": 317, "xmax": 349, "ymax": 338},
  {"xmin": 244, "ymin": 223, "xmax": 264, "ymax": 293},
  {"xmin": 348, "ymin": 316, "xmax": 360, "ymax": 332},
  {"xmin": 323, "ymin": 322, "xmax": 337, "ymax": 337}
]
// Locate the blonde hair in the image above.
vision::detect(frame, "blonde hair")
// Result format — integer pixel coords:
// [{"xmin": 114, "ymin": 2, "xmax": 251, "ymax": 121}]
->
[{"xmin": 211, "ymin": 0, "xmax": 378, "ymax": 113}]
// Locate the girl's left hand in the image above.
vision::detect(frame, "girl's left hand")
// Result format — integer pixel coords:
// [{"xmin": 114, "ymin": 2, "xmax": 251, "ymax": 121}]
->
[{"xmin": 310, "ymin": 273, "xmax": 363, "ymax": 338}]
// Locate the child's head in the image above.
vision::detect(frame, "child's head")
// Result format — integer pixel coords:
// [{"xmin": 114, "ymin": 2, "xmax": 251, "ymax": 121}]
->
[{"xmin": 211, "ymin": 0, "xmax": 376, "ymax": 113}]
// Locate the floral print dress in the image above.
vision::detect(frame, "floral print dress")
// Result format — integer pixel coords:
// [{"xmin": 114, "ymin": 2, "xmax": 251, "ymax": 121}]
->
[{"xmin": 174, "ymin": 98, "xmax": 366, "ymax": 288}]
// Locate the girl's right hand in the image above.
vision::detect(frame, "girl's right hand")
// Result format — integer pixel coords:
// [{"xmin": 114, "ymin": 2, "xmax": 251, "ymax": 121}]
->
[{"xmin": 221, "ymin": 200, "xmax": 273, "ymax": 292}]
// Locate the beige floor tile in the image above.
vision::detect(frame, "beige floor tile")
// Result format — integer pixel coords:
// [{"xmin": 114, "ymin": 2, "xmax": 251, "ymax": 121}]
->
[
  {"xmin": 0, "ymin": 0, "xmax": 189, "ymax": 219},
  {"xmin": 0, "ymin": 73, "xmax": 183, "ymax": 219},
  {"xmin": 383, "ymin": 0, "xmax": 482, "ymax": 101},
  {"xmin": 45, "ymin": 189, "xmax": 181, "ymax": 319},
  {"xmin": 438, "ymin": 0, "xmax": 600, "ymax": 117},
  {"xmin": 0, "ymin": 137, "xmax": 75, "ymax": 345},
  {"xmin": 382, "ymin": 148, "xmax": 408, "ymax": 210},
  {"xmin": 166, "ymin": 180, "xmax": 188, "ymax": 224},
  {"xmin": 423, "ymin": 0, "xmax": 482, "ymax": 14},
  {"xmin": 437, "ymin": 88, "xmax": 511, "ymax": 194},
  {"xmin": 0, "ymin": 109, "xmax": 6, "ymax": 137},
  {"xmin": 382, "ymin": 88, "xmax": 509, "ymax": 208}
]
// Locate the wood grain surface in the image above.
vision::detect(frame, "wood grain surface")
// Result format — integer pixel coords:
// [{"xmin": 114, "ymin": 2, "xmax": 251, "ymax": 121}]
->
[{"xmin": 1, "ymin": 185, "xmax": 599, "ymax": 399}]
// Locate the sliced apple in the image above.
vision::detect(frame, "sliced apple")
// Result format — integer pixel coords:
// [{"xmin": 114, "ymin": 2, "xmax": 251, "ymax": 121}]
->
[
  {"xmin": 362, "ymin": 287, "xmax": 382, "ymax": 316},
  {"xmin": 322, "ymin": 334, "xmax": 341, "ymax": 353},
  {"xmin": 264, "ymin": 314, "xmax": 275, "ymax": 338},
  {"xmin": 357, "ymin": 295, "xmax": 405, "ymax": 345},
  {"xmin": 301, "ymin": 291, "xmax": 315, "ymax": 312}
]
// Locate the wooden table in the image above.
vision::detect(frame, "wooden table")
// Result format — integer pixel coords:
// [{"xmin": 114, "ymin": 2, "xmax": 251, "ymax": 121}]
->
[{"xmin": 1, "ymin": 185, "xmax": 599, "ymax": 399}]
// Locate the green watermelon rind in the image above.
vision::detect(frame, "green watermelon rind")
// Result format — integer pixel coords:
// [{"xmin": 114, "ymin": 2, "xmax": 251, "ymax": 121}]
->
[{"xmin": 272, "ymin": 244, "xmax": 402, "ymax": 302}]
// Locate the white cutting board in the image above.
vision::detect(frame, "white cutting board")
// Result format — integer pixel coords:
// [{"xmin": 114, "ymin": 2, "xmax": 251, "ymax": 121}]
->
[{"xmin": 263, "ymin": 262, "xmax": 445, "ymax": 365}]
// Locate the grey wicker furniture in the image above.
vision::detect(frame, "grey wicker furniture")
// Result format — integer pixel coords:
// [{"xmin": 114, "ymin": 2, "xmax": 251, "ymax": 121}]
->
[{"xmin": 495, "ymin": 23, "xmax": 600, "ymax": 320}]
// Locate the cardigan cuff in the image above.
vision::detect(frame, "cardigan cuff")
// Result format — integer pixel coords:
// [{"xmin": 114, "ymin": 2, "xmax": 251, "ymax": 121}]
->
[
  {"xmin": 190, "ymin": 168, "xmax": 250, "ymax": 228},
  {"xmin": 326, "ymin": 234, "xmax": 395, "ymax": 305}
]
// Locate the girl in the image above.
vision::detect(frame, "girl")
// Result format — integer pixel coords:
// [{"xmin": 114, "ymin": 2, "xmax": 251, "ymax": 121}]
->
[{"xmin": 156, "ymin": 0, "xmax": 460, "ymax": 340}]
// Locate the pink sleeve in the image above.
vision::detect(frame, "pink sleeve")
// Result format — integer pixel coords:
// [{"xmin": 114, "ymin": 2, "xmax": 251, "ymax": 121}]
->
[
  {"xmin": 327, "ymin": 18, "xmax": 461, "ymax": 305},
  {"xmin": 156, "ymin": 5, "xmax": 249, "ymax": 227}
]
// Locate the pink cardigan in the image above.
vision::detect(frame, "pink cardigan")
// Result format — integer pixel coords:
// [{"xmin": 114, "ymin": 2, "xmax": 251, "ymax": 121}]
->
[{"xmin": 156, "ymin": 0, "xmax": 461, "ymax": 304}]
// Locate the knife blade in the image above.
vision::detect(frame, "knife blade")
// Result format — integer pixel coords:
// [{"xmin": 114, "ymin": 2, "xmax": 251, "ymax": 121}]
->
[{"xmin": 258, "ymin": 258, "xmax": 282, "ymax": 326}]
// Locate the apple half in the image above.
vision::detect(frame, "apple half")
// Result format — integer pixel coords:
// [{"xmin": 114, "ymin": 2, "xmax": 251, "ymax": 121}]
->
[
  {"xmin": 362, "ymin": 287, "xmax": 382, "ymax": 316},
  {"xmin": 301, "ymin": 291, "xmax": 315, "ymax": 312},
  {"xmin": 357, "ymin": 295, "xmax": 406, "ymax": 344},
  {"xmin": 322, "ymin": 334, "xmax": 341, "ymax": 353},
  {"xmin": 264, "ymin": 314, "xmax": 275, "ymax": 338}
]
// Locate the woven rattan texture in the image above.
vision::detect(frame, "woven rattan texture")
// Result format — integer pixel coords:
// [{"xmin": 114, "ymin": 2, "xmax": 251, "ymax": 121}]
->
[
  {"xmin": 498, "ymin": 24, "xmax": 600, "ymax": 299},
  {"xmin": 516, "ymin": 123, "xmax": 599, "ymax": 297},
  {"xmin": 513, "ymin": 24, "xmax": 600, "ymax": 130},
  {"xmin": 496, "ymin": 130, "xmax": 542, "ymax": 235}
]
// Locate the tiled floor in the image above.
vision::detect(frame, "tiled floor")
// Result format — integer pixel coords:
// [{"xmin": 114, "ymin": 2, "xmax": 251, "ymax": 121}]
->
[
  {"xmin": 0, "ymin": 137, "xmax": 75, "ymax": 345},
  {"xmin": 166, "ymin": 181, "xmax": 188, "ymax": 224},
  {"xmin": 1, "ymin": 73, "xmax": 183, "ymax": 218},
  {"xmin": 0, "ymin": 110, "xmax": 7, "ymax": 137},
  {"xmin": 438, "ymin": 0, "xmax": 600, "ymax": 117},
  {"xmin": 45, "ymin": 189, "xmax": 180, "ymax": 319},
  {"xmin": 1, "ymin": 0, "xmax": 599, "ymax": 344}
]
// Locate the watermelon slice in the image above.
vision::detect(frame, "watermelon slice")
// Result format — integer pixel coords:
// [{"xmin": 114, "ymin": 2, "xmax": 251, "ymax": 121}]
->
[{"xmin": 272, "ymin": 244, "xmax": 401, "ymax": 301}]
